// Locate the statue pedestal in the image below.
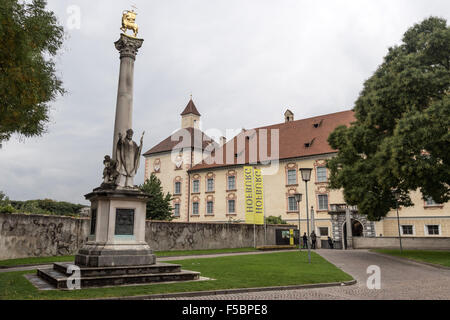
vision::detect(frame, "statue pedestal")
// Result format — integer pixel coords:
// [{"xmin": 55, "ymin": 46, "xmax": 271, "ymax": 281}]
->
[{"xmin": 75, "ymin": 188, "xmax": 155, "ymax": 267}]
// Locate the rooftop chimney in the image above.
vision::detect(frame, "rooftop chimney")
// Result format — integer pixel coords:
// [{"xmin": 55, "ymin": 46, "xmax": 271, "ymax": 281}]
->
[{"xmin": 284, "ymin": 109, "xmax": 294, "ymax": 122}]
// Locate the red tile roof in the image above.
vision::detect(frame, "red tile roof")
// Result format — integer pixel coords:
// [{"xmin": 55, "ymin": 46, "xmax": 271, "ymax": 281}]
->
[
  {"xmin": 188, "ymin": 110, "xmax": 355, "ymax": 171},
  {"xmin": 143, "ymin": 127, "xmax": 218, "ymax": 156},
  {"xmin": 180, "ymin": 99, "xmax": 201, "ymax": 116}
]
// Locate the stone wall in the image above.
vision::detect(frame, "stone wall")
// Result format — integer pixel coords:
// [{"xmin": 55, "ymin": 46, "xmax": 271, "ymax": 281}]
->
[
  {"xmin": 353, "ymin": 236, "xmax": 450, "ymax": 250},
  {"xmin": 145, "ymin": 221, "xmax": 287, "ymax": 251},
  {"xmin": 0, "ymin": 213, "xmax": 295, "ymax": 260},
  {"xmin": 0, "ymin": 213, "xmax": 90, "ymax": 260}
]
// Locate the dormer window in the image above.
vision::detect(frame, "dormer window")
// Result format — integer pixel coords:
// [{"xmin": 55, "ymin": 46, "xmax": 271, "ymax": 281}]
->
[
  {"xmin": 313, "ymin": 120, "xmax": 323, "ymax": 128},
  {"xmin": 284, "ymin": 109, "xmax": 294, "ymax": 122},
  {"xmin": 304, "ymin": 138, "xmax": 316, "ymax": 148}
]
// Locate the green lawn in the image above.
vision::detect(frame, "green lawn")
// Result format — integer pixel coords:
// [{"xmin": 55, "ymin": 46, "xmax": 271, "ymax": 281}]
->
[
  {"xmin": 0, "ymin": 247, "xmax": 258, "ymax": 267},
  {"xmin": 0, "ymin": 251, "xmax": 352, "ymax": 300},
  {"xmin": 374, "ymin": 249, "xmax": 450, "ymax": 268}
]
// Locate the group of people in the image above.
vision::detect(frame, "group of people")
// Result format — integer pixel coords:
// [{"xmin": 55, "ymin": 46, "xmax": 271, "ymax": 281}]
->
[{"xmin": 301, "ymin": 232, "xmax": 335, "ymax": 249}]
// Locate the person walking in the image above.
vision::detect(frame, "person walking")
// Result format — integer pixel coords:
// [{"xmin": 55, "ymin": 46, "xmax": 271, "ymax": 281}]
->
[
  {"xmin": 327, "ymin": 236, "xmax": 334, "ymax": 249},
  {"xmin": 302, "ymin": 232, "xmax": 308, "ymax": 249},
  {"xmin": 311, "ymin": 231, "xmax": 317, "ymax": 249}
]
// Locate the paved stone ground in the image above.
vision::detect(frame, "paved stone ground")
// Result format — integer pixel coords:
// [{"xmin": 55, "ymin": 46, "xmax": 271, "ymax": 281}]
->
[{"xmin": 155, "ymin": 249, "xmax": 450, "ymax": 300}]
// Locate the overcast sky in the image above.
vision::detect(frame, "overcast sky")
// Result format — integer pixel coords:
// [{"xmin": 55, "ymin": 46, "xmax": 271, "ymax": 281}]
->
[{"xmin": 1, "ymin": 0, "xmax": 449, "ymax": 205}]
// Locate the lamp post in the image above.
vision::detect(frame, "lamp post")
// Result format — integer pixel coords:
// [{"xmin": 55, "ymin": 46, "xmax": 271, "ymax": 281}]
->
[
  {"xmin": 294, "ymin": 193, "xmax": 302, "ymax": 252},
  {"xmin": 393, "ymin": 189, "xmax": 403, "ymax": 254},
  {"xmin": 300, "ymin": 168, "xmax": 313, "ymax": 264}
]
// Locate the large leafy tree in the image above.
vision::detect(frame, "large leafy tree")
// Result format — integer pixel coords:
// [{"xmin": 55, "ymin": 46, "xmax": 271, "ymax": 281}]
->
[
  {"xmin": 0, "ymin": 0, "xmax": 65, "ymax": 142},
  {"xmin": 327, "ymin": 17, "xmax": 450, "ymax": 221},
  {"xmin": 139, "ymin": 173, "xmax": 174, "ymax": 221}
]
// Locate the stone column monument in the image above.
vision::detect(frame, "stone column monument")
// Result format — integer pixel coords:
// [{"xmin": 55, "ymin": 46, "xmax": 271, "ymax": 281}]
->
[
  {"xmin": 74, "ymin": 21, "xmax": 153, "ymax": 268},
  {"xmin": 36, "ymin": 10, "xmax": 199, "ymax": 288},
  {"xmin": 112, "ymin": 34, "xmax": 143, "ymax": 163}
]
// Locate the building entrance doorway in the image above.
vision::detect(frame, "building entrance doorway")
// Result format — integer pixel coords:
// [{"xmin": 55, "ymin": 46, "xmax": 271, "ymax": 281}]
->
[{"xmin": 343, "ymin": 219, "xmax": 364, "ymax": 249}]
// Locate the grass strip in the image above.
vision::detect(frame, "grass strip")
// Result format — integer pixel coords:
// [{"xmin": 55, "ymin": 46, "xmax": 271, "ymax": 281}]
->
[{"xmin": 373, "ymin": 249, "xmax": 450, "ymax": 268}]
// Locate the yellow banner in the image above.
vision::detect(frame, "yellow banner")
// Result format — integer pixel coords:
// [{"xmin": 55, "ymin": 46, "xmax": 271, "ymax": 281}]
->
[
  {"xmin": 244, "ymin": 166, "xmax": 254, "ymax": 224},
  {"xmin": 253, "ymin": 168, "xmax": 264, "ymax": 225}
]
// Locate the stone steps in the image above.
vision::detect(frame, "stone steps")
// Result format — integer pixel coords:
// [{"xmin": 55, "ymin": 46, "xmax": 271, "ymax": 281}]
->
[
  {"xmin": 53, "ymin": 262, "xmax": 181, "ymax": 277},
  {"xmin": 37, "ymin": 262, "xmax": 200, "ymax": 289}
]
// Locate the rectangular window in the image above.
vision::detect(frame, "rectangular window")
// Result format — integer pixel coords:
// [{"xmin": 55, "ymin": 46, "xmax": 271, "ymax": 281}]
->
[
  {"xmin": 287, "ymin": 169, "xmax": 297, "ymax": 185},
  {"xmin": 192, "ymin": 202, "xmax": 199, "ymax": 215},
  {"xmin": 207, "ymin": 201, "xmax": 214, "ymax": 214},
  {"xmin": 228, "ymin": 176, "xmax": 236, "ymax": 190},
  {"xmin": 318, "ymin": 194, "xmax": 328, "ymax": 211},
  {"xmin": 317, "ymin": 167, "xmax": 327, "ymax": 183},
  {"xmin": 228, "ymin": 199, "xmax": 235, "ymax": 213},
  {"xmin": 174, "ymin": 182, "xmax": 181, "ymax": 194},
  {"xmin": 401, "ymin": 225, "xmax": 413, "ymax": 235},
  {"xmin": 426, "ymin": 225, "xmax": 440, "ymax": 235},
  {"xmin": 193, "ymin": 180, "xmax": 200, "ymax": 193},
  {"xmin": 207, "ymin": 178, "xmax": 214, "ymax": 192},
  {"xmin": 319, "ymin": 227, "xmax": 328, "ymax": 236},
  {"xmin": 288, "ymin": 196, "xmax": 298, "ymax": 211},
  {"xmin": 174, "ymin": 203, "xmax": 180, "ymax": 217}
]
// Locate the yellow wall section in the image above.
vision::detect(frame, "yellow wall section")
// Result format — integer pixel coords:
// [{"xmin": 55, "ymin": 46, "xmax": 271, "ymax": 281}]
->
[{"xmin": 145, "ymin": 152, "xmax": 449, "ymax": 237}]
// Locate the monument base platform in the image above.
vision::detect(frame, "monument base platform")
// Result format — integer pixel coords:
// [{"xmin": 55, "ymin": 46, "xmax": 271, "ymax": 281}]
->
[
  {"xmin": 37, "ymin": 262, "xmax": 200, "ymax": 289},
  {"xmin": 75, "ymin": 244, "xmax": 156, "ymax": 267}
]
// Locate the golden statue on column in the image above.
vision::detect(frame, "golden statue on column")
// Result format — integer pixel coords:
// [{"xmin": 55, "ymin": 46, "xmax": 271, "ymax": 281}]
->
[{"xmin": 121, "ymin": 9, "xmax": 139, "ymax": 37}]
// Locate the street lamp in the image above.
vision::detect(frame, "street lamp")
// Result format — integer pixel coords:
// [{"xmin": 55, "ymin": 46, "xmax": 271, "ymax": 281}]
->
[
  {"xmin": 300, "ymin": 168, "xmax": 313, "ymax": 263},
  {"xmin": 294, "ymin": 193, "xmax": 302, "ymax": 251},
  {"xmin": 393, "ymin": 189, "xmax": 403, "ymax": 253}
]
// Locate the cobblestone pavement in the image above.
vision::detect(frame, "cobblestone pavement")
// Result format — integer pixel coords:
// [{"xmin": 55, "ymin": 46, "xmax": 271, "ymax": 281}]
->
[{"xmin": 156, "ymin": 249, "xmax": 450, "ymax": 300}]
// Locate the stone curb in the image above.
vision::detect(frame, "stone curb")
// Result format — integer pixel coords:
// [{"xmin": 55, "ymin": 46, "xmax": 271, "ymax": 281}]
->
[
  {"xmin": 90, "ymin": 279, "xmax": 357, "ymax": 300},
  {"xmin": 369, "ymin": 251, "xmax": 450, "ymax": 271}
]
